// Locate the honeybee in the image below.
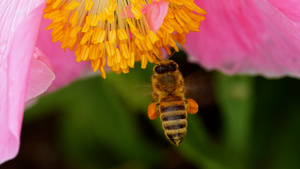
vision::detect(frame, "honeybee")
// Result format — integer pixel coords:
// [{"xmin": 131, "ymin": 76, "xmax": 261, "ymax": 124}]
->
[{"xmin": 147, "ymin": 57, "xmax": 199, "ymax": 146}]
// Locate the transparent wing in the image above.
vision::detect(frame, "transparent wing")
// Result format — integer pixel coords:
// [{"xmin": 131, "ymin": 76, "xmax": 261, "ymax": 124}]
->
[
  {"xmin": 135, "ymin": 82, "xmax": 153, "ymax": 97},
  {"xmin": 184, "ymin": 68, "xmax": 214, "ymax": 108}
]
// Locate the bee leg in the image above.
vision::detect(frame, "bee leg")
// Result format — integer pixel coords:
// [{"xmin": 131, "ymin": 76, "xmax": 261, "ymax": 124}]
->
[
  {"xmin": 186, "ymin": 99, "xmax": 198, "ymax": 114},
  {"xmin": 148, "ymin": 102, "xmax": 160, "ymax": 120}
]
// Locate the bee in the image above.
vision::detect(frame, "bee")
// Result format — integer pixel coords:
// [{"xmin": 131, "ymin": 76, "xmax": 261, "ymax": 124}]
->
[{"xmin": 147, "ymin": 56, "xmax": 199, "ymax": 146}]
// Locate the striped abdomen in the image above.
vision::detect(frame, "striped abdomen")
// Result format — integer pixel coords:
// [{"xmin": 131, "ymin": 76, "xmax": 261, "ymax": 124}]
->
[{"xmin": 160, "ymin": 95, "xmax": 187, "ymax": 146}]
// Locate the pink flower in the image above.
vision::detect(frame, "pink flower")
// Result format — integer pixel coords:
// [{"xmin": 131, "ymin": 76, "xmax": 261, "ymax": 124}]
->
[
  {"xmin": 3, "ymin": 0, "xmax": 300, "ymax": 165},
  {"xmin": 186, "ymin": 0, "xmax": 300, "ymax": 78},
  {"xmin": 0, "ymin": 0, "xmax": 88, "ymax": 164}
]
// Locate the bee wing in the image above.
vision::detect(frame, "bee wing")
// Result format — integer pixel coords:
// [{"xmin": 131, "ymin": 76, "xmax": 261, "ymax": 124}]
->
[
  {"xmin": 184, "ymin": 69, "xmax": 214, "ymax": 107},
  {"xmin": 134, "ymin": 82, "xmax": 153, "ymax": 97}
]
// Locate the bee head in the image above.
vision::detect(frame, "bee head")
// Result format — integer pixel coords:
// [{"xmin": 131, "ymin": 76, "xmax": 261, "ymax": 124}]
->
[{"xmin": 154, "ymin": 60, "xmax": 178, "ymax": 74}]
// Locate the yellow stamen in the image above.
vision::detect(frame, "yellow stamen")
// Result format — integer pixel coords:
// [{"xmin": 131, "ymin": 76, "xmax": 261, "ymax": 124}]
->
[
  {"xmin": 169, "ymin": 0, "xmax": 183, "ymax": 6},
  {"xmin": 141, "ymin": 54, "xmax": 147, "ymax": 69},
  {"xmin": 80, "ymin": 29, "xmax": 94, "ymax": 45},
  {"xmin": 44, "ymin": 0, "xmax": 205, "ymax": 78},
  {"xmin": 65, "ymin": 1, "xmax": 80, "ymax": 10},
  {"xmin": 85, "ymin": 0, "xmax": 94, "ymax": 11},
  {"xmin": 117, "ymin": 29, "xmax": 128, "ymax": 40},
  {"xmin": 115, "ymin": 49, "xmax": 121, "ymax": 63},
  {"xmin": 70, "ymin": 25, "xmax": 81, "ymax": 38},
  {"xmin": 109, "ymin": 30, "xmax": 116, "ymax": 44},
  {"xmin": 91, "ymin": 27, "xmax": 102, "ymax": 43},
  {"xmin": 131, "ymin": 5, "xmax": 142, "ymax": 19},
  {"xmin": 80, "ymin": 45, "xmax": 90, "ymax": 61},
  {"xmin": 92, "ymin": 59, "xmax": 101, "ymax": 72},
  {"xmin": 52, "ymin": 0, "xmax": 62, "ymax": 9},
  {"xmin": 129, "ymin": 53, "xmax": 135, "ymax": 68},
  {"xmin": 100, "ymin": 66, "xmax": 106, "ymax": 79}
]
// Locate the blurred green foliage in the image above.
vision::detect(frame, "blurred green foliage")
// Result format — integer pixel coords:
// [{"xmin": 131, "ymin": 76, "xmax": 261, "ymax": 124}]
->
[{"xmin": 21, "ymin": 54, "xmax": 300, "ymax": 169}]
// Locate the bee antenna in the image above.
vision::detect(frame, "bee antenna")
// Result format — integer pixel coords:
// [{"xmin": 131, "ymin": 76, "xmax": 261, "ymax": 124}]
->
[
  {"xmin": 152, "ymin": 53, "xmax": 161, "ymax": 61},
  {"xmin": 167, "ymin": 50, "xmax": 177, "ymax": 60}
]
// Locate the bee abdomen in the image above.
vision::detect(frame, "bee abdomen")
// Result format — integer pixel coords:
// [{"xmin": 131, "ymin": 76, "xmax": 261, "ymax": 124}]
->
[
  {"xmin": 163, "ymin": 119, "xmax": 187, "ymax": 130},
  {"xmin": 161, "ymin": 112, "xmax": 187, "ymax": 131},
  {"xmin": 159, "ymin": 96, "xmax": 188, "ymax": 146},
  {"xmin": 161, "ymin": 105, "xmax": 185, "ymax": 113},
  {"xmin": 160, "ymin": 110, "xmax": 187, "ymax": 146}
]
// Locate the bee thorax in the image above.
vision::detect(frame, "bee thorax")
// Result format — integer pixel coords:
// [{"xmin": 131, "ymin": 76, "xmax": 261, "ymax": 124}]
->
[{"xmin": 160, "ymin": 74, "xmax": 178, "ymax": 93}]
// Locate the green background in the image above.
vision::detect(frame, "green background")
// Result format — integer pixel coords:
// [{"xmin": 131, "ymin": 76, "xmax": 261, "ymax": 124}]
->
[{"xmin": 3, "ymin": 52, "xmax": 300, "ymax": 169}]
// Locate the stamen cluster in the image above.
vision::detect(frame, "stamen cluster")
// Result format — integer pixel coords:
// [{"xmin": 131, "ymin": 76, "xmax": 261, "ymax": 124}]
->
[{"xmin": 44, "ymin": 0, "xmax": 206, "ymax": 78}]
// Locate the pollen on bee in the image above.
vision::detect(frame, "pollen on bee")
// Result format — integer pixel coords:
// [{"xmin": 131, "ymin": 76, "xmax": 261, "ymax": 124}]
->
[{"xmin": 44, "ymin": 0, "xmax": 206, "ymax": 78}]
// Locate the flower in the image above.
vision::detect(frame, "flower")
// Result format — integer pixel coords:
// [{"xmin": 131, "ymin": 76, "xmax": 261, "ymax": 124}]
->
[
  {"xmin": 0, "ymin": 0, "xmax": 88, "ymax": 164},
  {"xmin": 1, "ymin": 0, "xmax": 206, "ymax": 164},
  {"xmin": 186, "ymin": 0, "xmax": 300, "ymax": 78},
  {"xmin": 43, "ymin": 0, "xmax": 206, "ymax": 78}
]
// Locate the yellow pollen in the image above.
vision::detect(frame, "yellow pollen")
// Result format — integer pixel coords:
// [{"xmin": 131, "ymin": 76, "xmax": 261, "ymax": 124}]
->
[
  {"xmin": 70, "ymin": 25, "xmax": 81, "ymax": 38},
  {"xmin": 65, "ymin": 1, "xmax": 80, "ymax": 10},
  {"xmin": 117, "ymin": 29, "xmax": 128, "ymax": 40},
  {"xmin": 85, "ymin": 0, "xmax": 94, "ymax": 11},
  {"xmin": 108, "ymin": 30, "xmax": 116, "ymax": 44},
  {"xmin": 44, "ymin": 0, "xmax": 206, "ymax": 78},
  {"xmin": 52, "ymin": 0, "xmax": 62, "ymax": 9}
]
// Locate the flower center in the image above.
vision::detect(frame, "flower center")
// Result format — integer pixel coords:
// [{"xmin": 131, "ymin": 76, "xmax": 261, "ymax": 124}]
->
[{"xmin": 43, "ymin": 0, "xmax": 206, "ymax": 79}]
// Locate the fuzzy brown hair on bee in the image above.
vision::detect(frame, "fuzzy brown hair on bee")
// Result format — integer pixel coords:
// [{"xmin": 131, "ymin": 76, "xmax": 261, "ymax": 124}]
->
[{"xmin": 148, "ymin": 59, "xmax": 198, "ymax": 146}]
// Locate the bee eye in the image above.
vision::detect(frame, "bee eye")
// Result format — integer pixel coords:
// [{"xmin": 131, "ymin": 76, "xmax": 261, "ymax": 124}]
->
[
  {"xmin": 155, "ymin": 65, "xmax": 165, "ymax": 74},
  {"xmin": 169, "ymin": 62, "xmax": 177, "ymax": 71}
]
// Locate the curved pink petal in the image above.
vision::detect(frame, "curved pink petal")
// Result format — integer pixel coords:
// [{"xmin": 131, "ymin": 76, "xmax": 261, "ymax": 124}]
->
[
  {"xmin": 146, "ymin": 1, "xmax": 169, "ymax": 33},
  {"xmin": 36, "ymin": 19, "xmax": 90, "ymax": 92},
  {"xmin": 25, "ymin": 47, "xmax": 55, "ymax": 101},
  {"xmin": 0, "ymin": 0, "xmax": 45, "ymax": 164},
  {"xmin": 186, "ymin": 0, "xmax": 300, "ymax": 78}
]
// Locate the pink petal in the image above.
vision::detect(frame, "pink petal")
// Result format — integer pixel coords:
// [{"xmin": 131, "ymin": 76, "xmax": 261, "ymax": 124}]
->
[
  {"xmin": 36, "ymin": 19, "xmax": 90, "ymax": 92},
  {"xmin": 268, "ymin": 0, "xmax": 300, "ymax": 22},
  {"xmin": 186, "ymin": 0, "xmax": 300, "ymax": 78},
  {"xmin": 146, "ymin": 1, "xmax": 169, "ymax": 33},
  {"xmin": 0, "ymin": 0, "xmax": 45, "ymax": 164},
  {"xmin": 25, "ymin": 47, "xmax": 55, "ymax": 101}
]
